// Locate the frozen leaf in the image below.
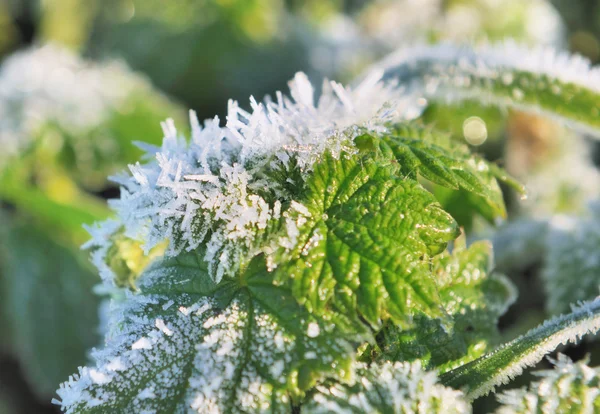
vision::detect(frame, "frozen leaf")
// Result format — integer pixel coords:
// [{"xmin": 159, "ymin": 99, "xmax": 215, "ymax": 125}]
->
[
  {"xmin": 56, "ymin": 254, "xmax": 356, "ymax": 413},
  {"xmin": 440, "ymin": 297, "xmax": 600, "ymax": 400},
  {"xmin": 371, "ymin": 42, "xmax": 600, "ymax": 137},
  {"xmin": 496, "ymin": 354, "xmax": 600, "ymax": 414},
  {"xmin": 305, "ymin": 360, "xmax": 470, "ymax": 414}
]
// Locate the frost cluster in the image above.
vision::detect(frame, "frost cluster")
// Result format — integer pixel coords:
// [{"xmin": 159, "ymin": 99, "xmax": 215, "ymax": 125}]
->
[
  {"xmin": 55, "ymin": 288, "xmax": 347, "ymax": 413},
  {"xmin": 99, "ymin": 71, "xmax": 421, "ymax": 282},
  {"xmin": 0, "ymin": 44, "xmax": 152, "ymax": 168},
  {"xmin": 496, "ymin": 354, "xmax": 600, "ymax": 414},
  {"xmin": 308, "ymin": 360, "xmax": 470, "ymax": 413}
]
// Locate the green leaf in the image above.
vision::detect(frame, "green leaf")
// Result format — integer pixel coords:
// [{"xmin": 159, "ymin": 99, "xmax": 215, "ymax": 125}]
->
[
  {"xmin": 440, "ymin": 298, "xmax": 600, "ymax": 400},
  {"xmin": 374, "ymin": 241, "xmax": 516, "ymax": 372},
  {"xmin": 305, "ymin": 361, "xmax": 470, "ymax": 414},
  {"xmin": 279, "ymin": 153, "xmax": 459, "ymax": 327},
  {"xmin": 375, "ymin": 124, "xmax": 521, "ymax": 220},
  {"xmin": 376, "ymin": 44, "xmax": 600, "ymax": 136},
  {"xmin": 56, "ymin": 254, "xmax": 356, "ymax": 413},
  {"xmin": 0, "ymin": 221, "xmax": 100, "ymax": 398}
]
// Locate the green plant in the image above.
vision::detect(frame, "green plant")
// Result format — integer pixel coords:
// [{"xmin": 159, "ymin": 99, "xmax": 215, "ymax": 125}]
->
[
  {"xmin": 54, "ymin": 43, "xmax": 600, "ymax": 412},
  {"xmin": 0, "ymin": 44, "xmax": 183, "ymax": 400}
]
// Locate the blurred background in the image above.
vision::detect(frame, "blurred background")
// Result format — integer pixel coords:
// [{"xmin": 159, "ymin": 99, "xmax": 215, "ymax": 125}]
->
[{"xmin": 1, "ymin": 1, "xmax": 600, "ymax": 413}]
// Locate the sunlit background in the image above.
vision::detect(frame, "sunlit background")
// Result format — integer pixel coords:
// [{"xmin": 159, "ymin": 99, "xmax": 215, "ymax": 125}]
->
[{"xmin": 1, "ymin": 1, "xmax": 600, "ymax": 413}]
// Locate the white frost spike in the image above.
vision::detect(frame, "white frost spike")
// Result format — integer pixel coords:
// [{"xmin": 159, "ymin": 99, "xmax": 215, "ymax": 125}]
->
[
  {"xmin": 496, "ymin": 354, "xmax": 600, "ymax": 414},
  {"xmin": 374, "ymin": 41, "xmax": 600, "ymax": 94},
  {"xmin": 446, "ymin": 297, "xmax": 600, "ymax": 400},
  {"xmin": 368, "ymin": 41, "xmax": 600, "ymax": 137},
  {"xmin": 307, "ymin": 360, "xmax": 470, "ymax": 413},
  {"xmin": 105, "ymin": 68, "xmax": 417, "ymax": 281},
  {"xmin": 56, "ymin": 292, "xmax": 350, "ymax": 413}
]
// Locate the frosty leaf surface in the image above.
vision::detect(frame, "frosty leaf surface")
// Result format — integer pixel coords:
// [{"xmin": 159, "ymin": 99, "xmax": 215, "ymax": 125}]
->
[
  {"xmin": 56, "ymin": 254, "xmax": 355, "ymax": 413},
  {"xmin": 278, "ymin": 152, "xmax": 459, "ymax": 327},
  {"xmin": 305, "ymin": 361, "xmax": 470, "ymax": 414},
  {"xmin": 374, "ymin": 241, "xmax": 516, "ymax": 372},
  {"xmin": 372, "ymin": 43, "xmax": 600, "ymax": 136},
  {"xmin": 440, "ymin": 298, "xmax": 600, "ymax": 400},
  {"xmin": 495, "ymin": 355, "xmax": 600, "ymax": 414}
]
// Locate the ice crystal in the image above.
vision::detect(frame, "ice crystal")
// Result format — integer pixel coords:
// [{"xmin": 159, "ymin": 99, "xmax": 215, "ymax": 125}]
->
[
  {"xmin": 375, "ymin": 41, "xmax": 600, "ymax": 95},
  {"xmin": 496, "ymin": 354, "xmax": 600, "ymax": 414},
  {"xmin": 306, "ymin": 360, "xmax": 470, "ymax": 413},
  {"xmin": 369, "ymin": 42, "xmax": 600, "ymax": 136},
  {"xmin": 440, "ymin": 298, "xmax": 600, "ymax": 400},
  {"xmin": 104, "ymin": 71, "xmax": 422, "ymax": 281},
  {"xmin": 55, "ymin": 267, "xmax": 353, "ymax": 413}
]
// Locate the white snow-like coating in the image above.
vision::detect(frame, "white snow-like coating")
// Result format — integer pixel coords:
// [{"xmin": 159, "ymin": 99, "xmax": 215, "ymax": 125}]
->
[
  {"xmin": 102, "ymin": 70, "xmax": 422, "ymax": 282},
  {"xmin": 463, "ymin": 297, "xmax": 600, "ymax": 400},
  {"xmin": 308, "ymin": 360, "xmax": 470, "ymax": 413},
  {"xmin": 363, "ymin": 42, "xmax": 600, "ymax": 138},
  {"xmin": 496, "ymin": 354, "xmax": 600, "ymax": 414},
  {"xmin": 55, "ymin": 291, "xmax": 348, "ymax": 413},
  {"xmin": 0, "ymin": 44, "xmax": 146, "ymax": 167},
  {"xmin": 374, "ymin": 41, "xmax": 600, "ymax": 94},
  {"xmin": 84, "ymin": 41, "xmax": 600, "ymax": 283}
]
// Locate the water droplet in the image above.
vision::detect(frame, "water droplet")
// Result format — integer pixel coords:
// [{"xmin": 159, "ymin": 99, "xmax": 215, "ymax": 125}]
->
[{"xmin": 462, "ymin": 116, "xmax": 488, "ymax": 146}]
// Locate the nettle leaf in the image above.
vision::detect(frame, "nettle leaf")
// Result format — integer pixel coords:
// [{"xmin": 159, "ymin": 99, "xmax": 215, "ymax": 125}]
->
[
  {"xmin": 374, "ymin": 241, "xmax": 516, "ymax": 372},
  {"xmin": 305, "ymin": 361, "xmax": 470, "ymax": 414},
  {"xmin": 440, "ymin": 298, "xmax": 600, "ymax": 400},
  {"xmin": 56, "ymin": 253, "xmax": 356, "ymax": 413},
  {"xmin": 0, "ymin": 221, "xmax": 100, "ymax": 398},
  {"xmin": 278, "ymin": 152, "xmax": 459, "ymax": 327},
  {"xmin": 357, "ymin": 124, "xmax": 521, "ymax": 222},
  {"xmin": 495, "ymin": 355, "xmax": 600, "ymax": 414}
]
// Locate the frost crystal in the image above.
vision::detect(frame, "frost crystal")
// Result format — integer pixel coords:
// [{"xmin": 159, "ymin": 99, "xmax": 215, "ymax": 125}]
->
[
  {"xmin": 55, "ymin": 286, "xmax": 351, "ymax": 413},
  {"xmin": 375, "ymin": 41, "xmax": 600, "ymax": 95},
  {"xmin": 307, "ymin": 360, "xmax": 470, "ymax": 413},
  {"xmin": 496, "ymin": 355, "xmax": 600, "ymax": 414},
  {"xmin": 105, "ymin": 71, "xmax": 421, "ymax": 281}
]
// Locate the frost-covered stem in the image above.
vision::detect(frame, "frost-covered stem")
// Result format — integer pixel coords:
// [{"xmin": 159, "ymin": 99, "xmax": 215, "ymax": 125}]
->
[
  {"xmin": 367, "ymin": 42, "xmax": 600, "ymax": 137},
  {"xmin": 439, "ymin": 298, "xmax": 600, "ymax": 400}
]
